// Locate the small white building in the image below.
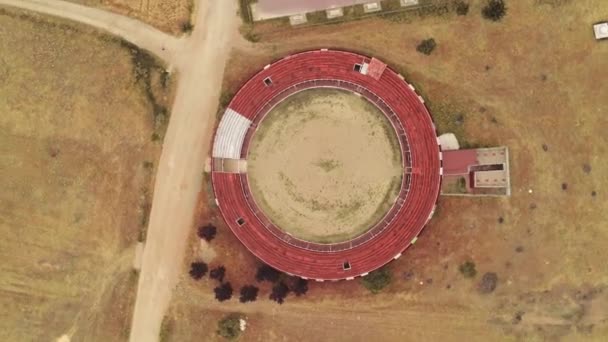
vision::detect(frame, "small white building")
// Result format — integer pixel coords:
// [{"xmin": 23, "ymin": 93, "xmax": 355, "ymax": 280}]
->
[{"xmin": 594, "ymin": 22, "xmax": 608, "ymax": 40}]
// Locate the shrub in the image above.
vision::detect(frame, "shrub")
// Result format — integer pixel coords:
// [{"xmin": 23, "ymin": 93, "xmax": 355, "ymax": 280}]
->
[
  {"xmin": 197, "ymin": 224, "xmax": 217, "ymax": 242},
  {"xmin": 290, "ymin": 278, "xmax": 309, "ymax": 297},
  {"xmin": 459, "ymin": 261, "xmax": 477, "ymax": 278},
  {"xmin": 455, "ymin": 1, "xmax": 470, "ymax": 15},
  {"xmin": 210, "ymin": 266, "xmax": 226, "ymax": 282},
  {"xmin": 269, "ymin": 282, "xmax": 290, "ymax": 304},
  {"xmin": 180, "ymin": 21, "xmax": 194, "ymax": 33},
  {"xmin": 217, "ymin": 314, "xmax": 242, "ymax": 340},
  {"xmin": 478, "ymin": 272, "xmax": 498, "ymax": 293},
  {"xmin": 214, "ymin": 282, "xmax": 233, "ymax": 302},
  {"xmin": 361, "ymin": 268, "xmax": 391, "ymax": 294},
  {"xmin": 189, "ymin": 261, "xmax": 208, "ymax": 280},
  {"xmin": 416, "ymin": 38, "xmax": 437, "ymax": 55},
  {"xmin": 482, "ymin": 0, "xmax": 507, "ymax": 21},
  {"xmin": 239, "ymin": 285, "xmax": 259, "ymax": 303},
  {"xmin": 244, "ymin": 31, "xmax": 260, "ymax": 43},
  {"xmin": 255, "ymin": 265, "xmax": 281, "ymax": 283}
]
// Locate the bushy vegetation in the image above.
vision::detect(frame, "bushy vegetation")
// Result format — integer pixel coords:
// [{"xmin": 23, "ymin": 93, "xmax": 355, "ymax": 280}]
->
[
  {"xmin": 361, "ymin": 268, "xmax": 391, "ymax": 294},
  {"xmin": 180, "ymin": 21, "xmax": 193, "ymax": 33},
  {"xmin": 255, "ymin": 264, "xmax": 281, "ymax": 283},
  {"xmin": 197, "ymin": 224, "xmax": 217, "ymax": 242},
  {"xmin": 482, "ymin": 0, "xmax": 507, "ymax": 21},
  {"xmin": 269, "ymin": 282, "xmax": 290, "ymax": 304},
  {"xmin": 214, "ymin": 282, "xmax": 233, "ymax": 302},
  {"xmin": 478, "ymin": 272, "xmax": 498, "ymax": 293},
  {"xmin": 290, "ymin": 277, "xmax": 309, "ymax": 296},
  {"xmin": 239, "ymin": 285, "xmax": 259, "ymax": 303},
  {"xmin": 189, "ymin": 261, "xmax": 208, "ymax": 280},
  {"xmin": 217, "ymin": 314, "xmax": 243, "ymax": 340},
  {"xmin": 416, "ymin": 38, "xmax": 437, "ymax": 55},
  {"xmin": 210, "ymin": 266, "xmax": 226, "ymax": 282},
  {"xmin": 454, "ymin": 1, "xmax": 470, "ymax": 16},
  {"xmin": 459, "ymin": 261, "xmax": 477, "ymax": 278}
]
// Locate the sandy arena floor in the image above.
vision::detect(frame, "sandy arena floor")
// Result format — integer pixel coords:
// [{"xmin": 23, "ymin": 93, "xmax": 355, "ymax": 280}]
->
[{"xmin": 247, "ymin": 88, "xmax": 402, "ymax": 243}]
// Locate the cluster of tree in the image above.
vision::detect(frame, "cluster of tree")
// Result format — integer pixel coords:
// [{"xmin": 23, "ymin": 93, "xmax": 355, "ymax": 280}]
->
[
  {"xmin": 197, "ymin": 223, "xmax": 217, "ymax": 242},
  {"xmin": 194, "ymin": 263, "xmax": 310, "ymax": 304},
  {"xmin": 254, "ymin": 264, "xmax": 310, "ymax": 304}
]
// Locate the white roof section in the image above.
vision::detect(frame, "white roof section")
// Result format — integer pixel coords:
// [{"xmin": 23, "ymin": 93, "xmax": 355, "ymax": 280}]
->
[
  {"xmin": 594, "ymin": 22, "xmax": 608, "ymax": 40},
  {"xmin": 212, "ymin": 108, "xmax": 252, "ymax": 159}
]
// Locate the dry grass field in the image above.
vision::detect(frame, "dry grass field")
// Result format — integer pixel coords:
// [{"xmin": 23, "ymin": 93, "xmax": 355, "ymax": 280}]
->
[
  {"xmin": 0, "ymin": 8, "xmax": 174, "ymax": 341},
  {"xmin": 247, "ymin": 88, "xmax": 402, "ymax": 243},
  {"xmin": 163, "ymin": 0, "xmax": 608, "ymax": 341},
  {"xmin": 67, "ymin": 0, "xmax": 194, "ymax": 34}
]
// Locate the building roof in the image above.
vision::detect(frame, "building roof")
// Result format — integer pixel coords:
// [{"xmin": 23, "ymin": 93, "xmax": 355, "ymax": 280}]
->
[
  {"xmin": 442, "ymin": 149, "xmax": 477, "ymax": 175},
  {"xmin": 474, "ymin": 170, "xmax": 508, "ymax": 188},
  {"xmin": 367, "ymin": 58, "xmax": 387, "ymax": 80},
  {"xmin": 594, "ymin": 22, "xmax": 608, "ymax": 40}
]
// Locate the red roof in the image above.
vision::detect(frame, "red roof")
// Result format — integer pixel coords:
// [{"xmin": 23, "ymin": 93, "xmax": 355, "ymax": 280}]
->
[{"xmin": 442, "ymin": 149, "xmax": 477, "ymax": 175}]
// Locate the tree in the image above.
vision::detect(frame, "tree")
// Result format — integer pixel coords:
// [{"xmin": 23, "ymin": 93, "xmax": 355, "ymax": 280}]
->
[
  {"xmin": 482, "ymin": 0, "xmax": 507, "ymax": 22},
  {"xmin": 214, "ymin": 282, "xmax": 233, "ymax": 302},
  {"xmin": 210, "ymin": 266, "xmax": 226, "ymax": 282},
  {"xmin": 454, "ymin": 1, "xmax": 469, "ymax": 16},
  {"xmin": 360, "ymin": 268, "xmax": 391, "ymax": 294},
  {"xmin": 290, "ymin": 277, "xmax": 309, "ymax": 297},
  {"xmin": 269, "ymin": 282, "xmax": 290, "ymax": 304},
  {"xmin": 189, "ymin": 261, "xmax": 208, "ymax": 280},
  {"xmin": 459, "ymin": 261, "xmax": 477, "ymax": 278},
  {"xmin": 217, "ymin": 314, "xmax": 243, "ymax": 340},
  {"xmin": 416, "ymin": 38, "xmax": 437, "ymax": 56},
  {"xmin": 239, "ymin": 285, "xmax": 259, "ymax": 303},
  {"xmin": 255, "ymin": 264, "xmax": 281, "ymax": 283},
  {"xmin": 198, "ymin": 224, "xmax": 217, "ymax": 242}
]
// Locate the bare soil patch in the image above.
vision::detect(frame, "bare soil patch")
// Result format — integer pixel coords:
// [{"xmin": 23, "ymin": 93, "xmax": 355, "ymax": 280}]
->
[
  {"xmin": 247, "ymin": 88, "xmax": 402, "ymax": 243},
  {"xmin": 0, "ymin": 8, "xmax": 172, "ymax": 341},
  {"xmin": 66, "ymin": 0, "xmax": 193, "ymax": 34}
]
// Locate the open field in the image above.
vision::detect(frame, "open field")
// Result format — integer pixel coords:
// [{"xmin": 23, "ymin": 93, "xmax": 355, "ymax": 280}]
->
[
  {"xmin": 247, "ymin": 88, "xmax": 402, "ymax": 243},
  {"xmin": 164, "ymin": 0, "xmax": 608, "ymax": 341},
  {"xmin": 0, "ymin": 7, "xmax": 173, "ymax": 341},
  {"xmin": 67, "ymin": 0, "xmax": 193, "ymax": 34}
]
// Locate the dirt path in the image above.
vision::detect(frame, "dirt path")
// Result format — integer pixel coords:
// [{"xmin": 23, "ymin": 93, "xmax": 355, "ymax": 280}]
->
[{"xmin": 0, "ymin": 0, "xmax": 238, "ymax": 341}]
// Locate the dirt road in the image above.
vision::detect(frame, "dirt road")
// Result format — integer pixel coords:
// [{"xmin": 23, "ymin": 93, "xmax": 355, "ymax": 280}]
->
[
  {"xmin": 128, "ymin": 1, "xmax": 238, "ymax": 341},
  {"xmin": 0, "ymin": 0, "xmax": 238, "ymax": 341}
]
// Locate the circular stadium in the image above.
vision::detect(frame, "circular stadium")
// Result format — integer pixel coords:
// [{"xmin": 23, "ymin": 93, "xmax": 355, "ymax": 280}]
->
[{"xmin": 211, "ymin": 49, "xmax": 442, "ymax": 281}]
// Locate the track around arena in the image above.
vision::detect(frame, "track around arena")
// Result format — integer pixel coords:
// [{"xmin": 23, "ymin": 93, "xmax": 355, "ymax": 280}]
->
[{"xmin": 211, "ymin": 49, "xmax": 442, "ymax": 281}]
